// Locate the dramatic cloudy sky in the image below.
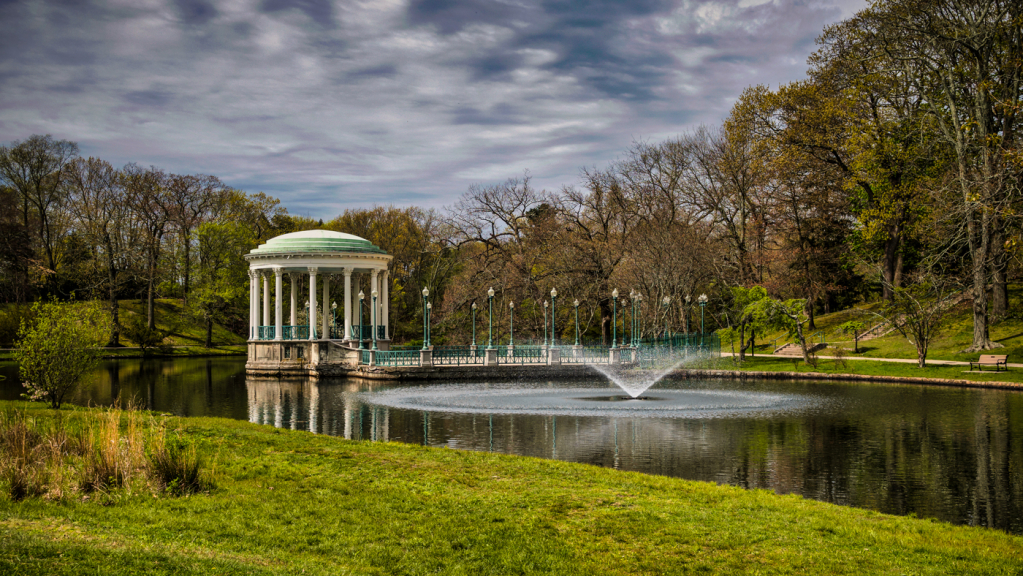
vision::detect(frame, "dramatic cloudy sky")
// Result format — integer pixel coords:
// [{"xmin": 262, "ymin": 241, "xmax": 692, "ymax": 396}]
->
[{"xmin": 0, "ymin": 0, "xmax": 867, "ymax": 216}]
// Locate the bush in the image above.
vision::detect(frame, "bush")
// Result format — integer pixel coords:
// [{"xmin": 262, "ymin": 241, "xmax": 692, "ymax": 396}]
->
[
  {"xmin": 15, "ymin": 299, "xmax": 108, "ymax": 409},
  {"xmin": 148, "ymin": 435, "xmax": 214, "ymax": 495}
]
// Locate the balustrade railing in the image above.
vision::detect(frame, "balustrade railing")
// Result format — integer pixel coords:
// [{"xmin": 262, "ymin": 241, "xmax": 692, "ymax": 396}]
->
[
  {"xmin": 350, "ymin": 324, "xmax": 387, "ymax": 341},
  {"xmin": 433, "ymin": 346, "xmax": 484, "ymax": 365},
  {"xmin": 257, "ymin": 326, "xmax": 275, "ymax": 340},
  {"xmin": 282, "ymin": 325, "xmax": 309, "ymax": 340},
  {"xmin": 560, "ymin": 345, "xmax": 609, "ymax": 364},
  {"xmin": 374, "ymin": 349, "xmax": 420, "ymax": 367},
  {"xmin": 504, "ymin": 345, "xmax": 545, "ymax": 365}
]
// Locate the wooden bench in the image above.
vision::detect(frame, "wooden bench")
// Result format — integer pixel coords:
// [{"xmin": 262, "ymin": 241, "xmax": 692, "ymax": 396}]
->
[{"xmin": 969, "ymin": 354, "xmax": 1008, "ymax": 372}]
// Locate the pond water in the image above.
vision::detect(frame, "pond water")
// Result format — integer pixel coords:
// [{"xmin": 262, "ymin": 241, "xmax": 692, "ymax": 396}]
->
[{"xmin": 2, "ymin": 357, "xmax": 1021, "ymax": 534}]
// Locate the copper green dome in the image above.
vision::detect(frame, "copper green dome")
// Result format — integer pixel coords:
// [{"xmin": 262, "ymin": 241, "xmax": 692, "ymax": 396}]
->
[{"xmin": 248, "ymin": 230, "xmax": 386, "ymax": 256}]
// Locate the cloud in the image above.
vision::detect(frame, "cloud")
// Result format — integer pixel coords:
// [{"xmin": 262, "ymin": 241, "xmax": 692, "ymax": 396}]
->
[{"xmin": 0, "ymin": 0, "xmax": 867, "ymax": 216}]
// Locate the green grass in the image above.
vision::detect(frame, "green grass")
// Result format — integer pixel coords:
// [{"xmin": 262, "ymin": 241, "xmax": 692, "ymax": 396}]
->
[
  {"xmin": 717, "ymin": 355, "xmax": 1023, "ymax": 385},
  {"xmin": 0, "ymin": 299, "xmax": 246, "ymax": 358},
  {"xmin": 752, "ymin": 286, "xmax": 1023, "ymax": 363},
  {"xmin": 2, "ymin": 402, "xmax": 1021, "ymax": 575}
]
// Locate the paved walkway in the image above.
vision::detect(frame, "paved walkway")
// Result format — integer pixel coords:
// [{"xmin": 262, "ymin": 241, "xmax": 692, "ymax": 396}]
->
[{"xmin": 722, "ymin": 352, "xmax": 1023, "ymax": 369}]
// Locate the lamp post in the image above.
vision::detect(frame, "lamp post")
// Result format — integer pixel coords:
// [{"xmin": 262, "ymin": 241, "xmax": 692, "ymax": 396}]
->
[
  {"xmin": 358, "ymin": 291, "xmax": 365, "ymax": 350},
  {"xmin": 304, "ymin": 300, "xmax": 309, "ymax": 337},
  {"xmin": 611, "ymin": 289, "xmax": 618, "ymax": 348},
  {"xmin": 621, "ymin": 298, "xmax": 628, "ymax": 348},
  {"xmin": 550, "ymin": 288, "xmax": 557, "ymax": 347},
  {"xmin": 698, "ymin": 293, "xmax": 708, "ymax": 347},
  {"xmin": 685, "ymin": 294, "xmax": 691, "ymax": 347},
  {"xmin": 573, "ymin": 299, "xmax": 580, "ymax": 346},
  {"xmin": 543, "ymin": 300, "xmax": 549, "ymax": 347},
  {"xmin": 471, "ymin": 302, "xmax": 477, "ymax": 347},
  {"xmin": 487, "ymin": 287, "xmax": 495, "ymax": 349},
  {"xmin": 509, "ymin": 301, "xmax": 515, "ymax": 346},
  {"xmin": 662, "ymin": 296, "xmax": 670, "ymax": 342},
  {"xmin": 331, "ymin": 301, "xmax": 337, "ymax": 340},
  {"xmin": 426, "ymin": 302, "xmax": 432, "ymax": 348},
  {"xmin": 371, "ymin": 290, "xmax": 378, "ymax": 350},
  {"xmin": 636, "ymin": 293, "xmax": 642, "ymax": 346},
  {"xmin": 421, "ymin": 287, "xmax": 429, "ymax": 351},
  {"xmin": 629, "ymin": 291, "xmax": 635, "ymax": 347}
]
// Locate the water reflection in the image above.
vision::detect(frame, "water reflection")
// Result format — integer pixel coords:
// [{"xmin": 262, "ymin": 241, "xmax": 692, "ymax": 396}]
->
[{"xmin": 1, "ymin": 358, "xmax": 1021, "ymax": 534}]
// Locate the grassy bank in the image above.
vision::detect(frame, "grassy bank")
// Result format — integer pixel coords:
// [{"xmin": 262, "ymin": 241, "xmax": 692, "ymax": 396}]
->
[
  {"xmin": 2, "ymin": 402, "xmax": 1021, "ymax": 575},
  {"xmin": 717, "ymin": 355, "xmax": 1023, "ymax": 386}
]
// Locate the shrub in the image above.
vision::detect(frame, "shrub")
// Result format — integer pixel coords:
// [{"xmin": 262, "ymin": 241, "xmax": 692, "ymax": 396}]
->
[{"xmin": 148, "ymin": 435, "xmax": 214, "ymax": 496}]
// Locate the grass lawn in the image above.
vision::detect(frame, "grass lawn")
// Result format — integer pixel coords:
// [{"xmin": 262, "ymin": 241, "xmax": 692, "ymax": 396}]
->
[
  {"xmin": 716, "ymin": 355, "xmax": 1023, "ymax": 385},
  {"xmin": 2, "ymin": 402, "xmax": 1021, "ymax": 575},
  {"xmin": 751, "ymin": 286, "xmax": 1023, "ymax": 364},
  {"xmin": 0, "ymin": 299, "xmax": 246, "ymax": 359}
]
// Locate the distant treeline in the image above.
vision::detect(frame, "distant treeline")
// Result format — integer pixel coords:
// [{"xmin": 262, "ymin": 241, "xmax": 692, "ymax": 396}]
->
[{"xmin": 1, "ymin": 0, "xmax": 1020, "ymax": 351}]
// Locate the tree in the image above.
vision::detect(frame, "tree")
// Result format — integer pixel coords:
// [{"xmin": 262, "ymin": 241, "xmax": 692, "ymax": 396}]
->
[
  {"xmin": 726, "ymin": 286, "xmax": 770, "ymax": 362},
  {"xmin": 0, "ymin": 185, "xmax": 33, "ymax": 302},
  {"xmin": 838, "ymin": 320, "xmax": 866, "ymax": 353},
  {"xmin": 122, "ymin": 164, "xmax": 170, "ymax": 330},
  {"xmin": 165, "ymin": 173, "xmax": 227, "ymax": 302},
  {"xmin": 748, "ymin": 296, "xmax": 814, "ymax": 364},
  {"xmin": 0, "ymin": 135, "xmax": 79, "ymax": 280},
  {"xmin": 66, "ymin": 158, "xmax": 139, "ymax": 346},
  {"xmin": 14, "ymin": 299, "xmax": 107, "ymax": 409},
  {"xmin": 193, "ymin": 221, "xmax": 250, "ymax": 347},
  {"xmin": 877, "ymin": 275, "xmax": 962, "ymax": 367},
  {"xmin": 861, "ymin": 0, "xmax": 1022, "ymax": 351}
]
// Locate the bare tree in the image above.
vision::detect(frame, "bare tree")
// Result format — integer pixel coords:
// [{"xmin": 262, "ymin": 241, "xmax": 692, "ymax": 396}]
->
[
  {"xmin": 122, "ymin": 164, "xmax": 170, "ymax": 330},
  {"xmin": 0, "ymin": 135, "xmax": 79, "ymax": 279}
]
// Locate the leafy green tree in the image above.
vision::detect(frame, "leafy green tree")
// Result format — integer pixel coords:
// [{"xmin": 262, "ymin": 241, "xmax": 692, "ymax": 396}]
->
[
  {"xmin": 14, "ymin": 299, "xmax": 108, "ymax": 409},
  {"xmin": 747, "ymin": 296, "xmax": 813, "ymax": 364},
  {"xmin": 193, "ymin": 221, "xmax": 251, "ymax": 347},
  {"xmin": 726, "ymin": 286, "xmax": 769, "ymax": 362},
  {"xmin": 838, "ymin": 320, "xmax": 866, "ymax": 353},
  {"xmin": 877, "ymin": 275, "xmax": 961, "ymax": 368}
]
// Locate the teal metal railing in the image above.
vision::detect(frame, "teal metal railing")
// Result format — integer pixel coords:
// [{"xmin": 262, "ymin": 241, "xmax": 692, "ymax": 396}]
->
[
  {"xmin": 560, "ymin": 345, "xmax": 609, "ymax": 364},
  {"xmin": 257, "ymin": 326, "xmax": 275, "ymax": 340},
  {"xmin": 282, "ymin": 325, "xmax": 309, "ymax": 340},
  {"xmin": 374, "ymin": 349, "xmax": 420, "ymax": 367},
  {"xmin": 433, "ymin": 346, "xmax": 484, "ymax": 365}
]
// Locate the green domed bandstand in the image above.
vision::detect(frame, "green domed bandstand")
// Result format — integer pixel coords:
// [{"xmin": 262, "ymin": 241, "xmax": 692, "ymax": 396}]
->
[{"xmin": 245, "ymin": 230, "xmax": 393, "ymax": 374}]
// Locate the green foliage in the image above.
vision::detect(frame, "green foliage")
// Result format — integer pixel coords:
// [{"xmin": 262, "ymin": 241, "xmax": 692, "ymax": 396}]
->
[
  {"xmin": 838, "ymin": 320, "xmax": 866, "ymax": 353},
  {"xmin": 192, "ymin": 221, "xmax": 251, "ymax": 347},
  {"xmin": 0, "ymin": 304, "xmax": 33, "ymax": 348},
  {"xmin": 120, "ymin": 316, "xmax": 169, "ymax": 357},
  {"xmin": 14, "ymin": 299, "xmax": 107, "ymax": 409}
]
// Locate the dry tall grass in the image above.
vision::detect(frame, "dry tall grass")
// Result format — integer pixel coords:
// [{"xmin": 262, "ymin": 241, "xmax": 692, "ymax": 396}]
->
[{"xmin": 0, "ymin": 406, "xmax": 214, "ymax": 501}]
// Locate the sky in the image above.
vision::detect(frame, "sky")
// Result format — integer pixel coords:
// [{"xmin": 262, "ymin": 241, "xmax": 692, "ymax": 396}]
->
[{"xmin": 0, "ymin": 0, "xmax": 868, "ymax": 217}]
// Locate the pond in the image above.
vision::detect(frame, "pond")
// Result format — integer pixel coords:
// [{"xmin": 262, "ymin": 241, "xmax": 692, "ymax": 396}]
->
[{"xmin": 2, "ymin": 357, "xmax": 1021, "ymax": 534}]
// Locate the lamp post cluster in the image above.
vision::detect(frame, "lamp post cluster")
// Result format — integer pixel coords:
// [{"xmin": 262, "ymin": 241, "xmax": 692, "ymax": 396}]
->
[{"xmin": 418, "ymin": 286, "xmax": 711, "ymax": 351}]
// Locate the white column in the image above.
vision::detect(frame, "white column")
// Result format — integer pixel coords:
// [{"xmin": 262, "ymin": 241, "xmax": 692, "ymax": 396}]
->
[
  {"xmin": 352, "ymin": 273, "xmax": 361, "ymax": 334},
  {"xmin": 370, "ymin": 270, "xmax": 379, "ymax": 340},
  {"xmin": 249, "ymin": 270, "xmax": 258, "ymax": 339},
  {"xmin": 382, "ymin": 270, "xmax": 390, "ymax": 339},
  {"xmin": 343, "ymin": 268, "xmax": 353, "ymax": 341},
  {"xmin": 308, "ymin": 267, "xmax": 318, "ymax": 340},
  {"xmin": 262, "ymin": 272, "xmax": 270, "ymax": 327},
  {"xmin": 290, "ymin": 273, "xmax": 298, "ymax": 327},
  {"xmin": 322, "ymin": 273, "xmax": 330, "ymax": 339},
  {"xmin": 274, "ymin": 268, "xmax": 283, "ymax": 341}
]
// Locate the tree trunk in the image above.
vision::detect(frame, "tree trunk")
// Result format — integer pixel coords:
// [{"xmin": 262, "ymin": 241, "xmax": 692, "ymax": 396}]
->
[
  {"xmin": 205, "ymin": 318, "xmax": 213, "ymax": 348},
  {"xmin": 105, "ymin": 235, "xmax": 120, "ymax": 346},
  {"xmin": 182, "ymin": 231, "xmax": 191, "ymax": 303},
  {"xmin": 991, "ymin": 224, "xmax": 1008, "ymax": 318}
]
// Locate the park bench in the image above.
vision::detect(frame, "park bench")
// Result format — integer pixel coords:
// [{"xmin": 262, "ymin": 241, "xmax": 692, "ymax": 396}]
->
[{"xmin": 969, "ymin": 354, "xmax": 1008, "ymax": 372}]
